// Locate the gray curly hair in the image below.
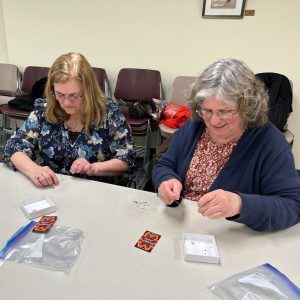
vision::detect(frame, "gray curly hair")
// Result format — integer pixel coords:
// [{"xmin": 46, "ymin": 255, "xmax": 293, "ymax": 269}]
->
[{"xmin": 188, "ymin": 58, "xmax": 269, "ymax": 128}]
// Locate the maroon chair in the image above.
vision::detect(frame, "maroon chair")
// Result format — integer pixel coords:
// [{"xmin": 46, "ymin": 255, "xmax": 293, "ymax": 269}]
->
[
  {"xmin": 92, "ymin": 67, "xmax": 112, "ymax": 98},
  {"xmin": 21, "ymin": 66, "xmax": 49, "ymax": 94},
  {"xmin": 114, "ymin": 68, "xmax": 163, "ymax": 136},
  {"xmin": 113, "ymin": 68, "xmax": 163, "ymax": 188},
  {"xmin": 1, "ymin": 66, "xmax": 50, "ymax": 118},
  {"xmin": 114, "ymin": 68, "xmax": 162, "ymax": 103},
  {"xmin": 0, "ymin": 66, "xmax": 49, "ymax": 146}
]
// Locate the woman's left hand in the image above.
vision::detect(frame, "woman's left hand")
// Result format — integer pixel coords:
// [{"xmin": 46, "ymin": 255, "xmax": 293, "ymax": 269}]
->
[
  {"xmin": 71, "ymin": 159, "xmax": 128, "ymax": 177},
  {"xmin": 70, "ymin": 157, "xmax": 91, "ymax": 175},
  {"xmin": 197, "ymin": 189, "xmax": 242, "ymax": 218}
]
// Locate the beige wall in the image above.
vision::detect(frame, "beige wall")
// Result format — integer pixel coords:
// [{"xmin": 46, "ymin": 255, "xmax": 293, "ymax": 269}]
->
[
  {"xmin": 0, "ymin": 0, "xmax": 8, "ymax": 62},
  {"xmin": 2, "ymin": 0, "xmax": 300, "ymax": 167}
]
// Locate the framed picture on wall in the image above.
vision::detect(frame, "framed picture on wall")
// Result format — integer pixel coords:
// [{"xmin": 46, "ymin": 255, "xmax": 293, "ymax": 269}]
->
[{"xmin": 202, "ymin": 0, "xmax": 246, "ymax": 18}]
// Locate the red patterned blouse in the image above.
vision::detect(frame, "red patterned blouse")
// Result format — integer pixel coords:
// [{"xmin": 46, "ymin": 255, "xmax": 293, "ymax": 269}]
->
[{"xmin": 184, "ymin": 129, "xmax": 239, "ymax": 202}]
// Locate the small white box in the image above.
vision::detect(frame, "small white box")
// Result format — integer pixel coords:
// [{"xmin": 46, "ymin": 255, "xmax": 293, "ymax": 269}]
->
[
  {"xmin": 21, "ymin": 195, "xmax": 56, "ymax": 219},
  {"xmin": 182, "ymin": 233, "xmax": 220, "ymax": 264}
]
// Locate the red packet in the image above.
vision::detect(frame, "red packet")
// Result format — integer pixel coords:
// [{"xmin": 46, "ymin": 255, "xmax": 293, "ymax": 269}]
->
[
  {"xmin": 135, "ymin": 230, "xmax": 161, "ymax": 253},
  {"xmin": 32, "ymin": 216, "xmax": 57, "ymax": 233}
]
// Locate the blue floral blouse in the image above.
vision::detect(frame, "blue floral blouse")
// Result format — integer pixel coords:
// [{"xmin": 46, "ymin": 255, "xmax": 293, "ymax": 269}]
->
[{"xmin": 4, "ymin": 98, "xmax": 135, "ymax": 176}]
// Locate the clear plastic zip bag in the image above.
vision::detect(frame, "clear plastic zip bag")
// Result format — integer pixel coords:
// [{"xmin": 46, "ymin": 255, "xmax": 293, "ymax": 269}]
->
[
  {"xmin": 0, "ymin": 221, "xmax": 84, "ymax": 274},
  {"xmin": 208, "ymin": 263, "xmax": 300, "ymax": 300}
]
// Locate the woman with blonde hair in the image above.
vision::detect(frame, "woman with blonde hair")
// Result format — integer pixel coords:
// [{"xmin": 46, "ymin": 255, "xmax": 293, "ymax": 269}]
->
[{"xmin": 4, "ymin": 52, "xmax": 135, "ymax": 187}]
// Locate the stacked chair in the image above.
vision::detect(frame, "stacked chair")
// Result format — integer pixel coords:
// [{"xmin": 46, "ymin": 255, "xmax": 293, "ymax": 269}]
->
[
  {"xmin": 0, "ymin": 63, "xmax": 21, "ymax": 106},
  {"xmin": 0, "ymin": 63, "xmax": 22, "ymax": 152},
  {"xmin": 159, "ymin": 75, "xmax": 198, "ymax": 139},
  {"xmin": 114, "ymin": 68, "xmax": 163, "ymax": 189}
]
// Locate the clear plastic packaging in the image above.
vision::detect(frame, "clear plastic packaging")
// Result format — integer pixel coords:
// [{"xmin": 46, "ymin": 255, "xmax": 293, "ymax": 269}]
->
[
  {"xmin": 208, "ymin": 263, "xmax": 300, "ymax": 300},
  {"xmin": 0, "ymin": 221, "xmax": 84, "ymax": 273}
]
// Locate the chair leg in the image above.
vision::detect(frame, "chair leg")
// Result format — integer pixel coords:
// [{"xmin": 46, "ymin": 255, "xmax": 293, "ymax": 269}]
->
[
  {"xmin": 0, "ymin": 113, "xmax": 3, "ymax": 154},
  {"xmin": 143, "ymin": 120, "xmax": 152, "ymax": 170},
  {"xmin": 0, "ymin": 114, "xmax": 14, "ymax": 151},
  {"xmin": 130, "ymin": 120, "xmax": 153, "ymax": 190}
]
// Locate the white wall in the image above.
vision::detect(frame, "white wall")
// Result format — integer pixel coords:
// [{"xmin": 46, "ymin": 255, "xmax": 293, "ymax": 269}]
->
[
  {"xmin": 0, "ymin": 0, "xmax": 8, "ymax": 62},
  {"xmin": 2, "ymin": 0, "xmax": 300, "ymax": 167}
]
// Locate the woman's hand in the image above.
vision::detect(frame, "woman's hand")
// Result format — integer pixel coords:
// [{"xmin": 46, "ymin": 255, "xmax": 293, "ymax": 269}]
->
[
  {"xmin": 82, "ymin": 162, "xmax": 98, "ymax": 176},
  {"xmin": 197, "ymin": 189, "xmax": 242, "ymax": 218},
  {"xmin": 158, "ymin": 179, "xmax": 182, "ymax": 205},
  {"xmin": 28, "ymin": 166, "xmax": 59, "ymax": 187},
  {"xmin": 71, "ymin": 159, "xmax": 128, "ymax": 177},
  {"xmin": 70, "ymin": 158, "xmax": 91, "ymax": 175},
  {"xmin": 10, "ymin": 152, "xmax": 59, "ymax": 187}
]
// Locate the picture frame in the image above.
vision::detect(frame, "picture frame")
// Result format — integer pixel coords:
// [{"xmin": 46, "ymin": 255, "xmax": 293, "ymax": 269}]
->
[{"xmin": 202, "ymin": 0, "xmax": 246, "ymax": 18}]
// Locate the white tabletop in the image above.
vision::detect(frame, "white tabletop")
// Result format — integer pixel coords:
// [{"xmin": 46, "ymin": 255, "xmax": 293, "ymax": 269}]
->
[{"xmin": 0, "ymin": 163, "xmax": 299, "ymax": 300}]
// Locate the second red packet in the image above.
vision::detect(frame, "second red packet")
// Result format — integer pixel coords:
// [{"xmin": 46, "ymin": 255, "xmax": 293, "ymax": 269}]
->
[
  {"xmin": 135, "ymin": 230, "xmax": 161, "ymax": 253},
  {"xmin": 32, "ymin": 216, "xmax": 57, "ymax": 233}
]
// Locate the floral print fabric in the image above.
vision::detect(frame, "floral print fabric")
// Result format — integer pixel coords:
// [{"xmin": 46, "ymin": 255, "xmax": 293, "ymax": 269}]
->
[
  {"xmin": 4, "ymin": 98, "xmax": 135, "ymax": 175},
  {"xmin": 184, "ymin": 129, "xmax": 238, "ymax": 201}
]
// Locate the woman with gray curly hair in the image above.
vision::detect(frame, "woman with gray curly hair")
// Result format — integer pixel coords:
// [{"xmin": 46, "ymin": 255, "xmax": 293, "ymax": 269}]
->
[{"xmin": 152, "ymin": 58, "xmax": 300, "ymax": 232}]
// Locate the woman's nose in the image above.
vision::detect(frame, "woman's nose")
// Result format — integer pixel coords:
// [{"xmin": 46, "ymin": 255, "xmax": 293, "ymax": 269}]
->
[{"xmin": 209, "ymin": 112, "xmax": 224, "ymax": 124}]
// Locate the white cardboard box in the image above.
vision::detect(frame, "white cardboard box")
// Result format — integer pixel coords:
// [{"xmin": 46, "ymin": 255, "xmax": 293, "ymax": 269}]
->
[
  {"xmin": 182, "ymin": 233, "xmax": 220, "ymax": 264},
  {"xmin": 21, "ymin": 195, "xmax": 56, "ymax": 219}
]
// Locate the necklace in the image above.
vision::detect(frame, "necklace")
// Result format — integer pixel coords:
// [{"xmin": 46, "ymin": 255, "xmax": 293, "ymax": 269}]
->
[
  {"xmin": 71, "ymin": 120, "xmax": 78, "ymax": 130},
  {"xmin": 66, "ymin": 118, "xmax": 81, "ymax": 131}
]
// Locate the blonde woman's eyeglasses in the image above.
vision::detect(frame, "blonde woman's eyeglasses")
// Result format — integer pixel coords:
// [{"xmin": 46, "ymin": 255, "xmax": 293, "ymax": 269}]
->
[{"xmin": 54, "ymin": 92, "xmax": 84, "ymax": 102}]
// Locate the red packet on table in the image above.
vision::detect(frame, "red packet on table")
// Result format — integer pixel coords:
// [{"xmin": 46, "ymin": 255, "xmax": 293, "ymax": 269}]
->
[
  {"xmin": 135, "ymin": 230, "xmax": 161, "ymax": 253},
  {"xmin": 32, "ymin": 216, "xmax": 57, "ymax": 233}
]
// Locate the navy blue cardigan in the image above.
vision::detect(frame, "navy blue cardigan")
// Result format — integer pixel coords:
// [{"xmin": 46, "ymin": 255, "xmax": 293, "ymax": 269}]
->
[{"xmin": 152, "ymin": 120, "xmax": 300, "ymax": 231}]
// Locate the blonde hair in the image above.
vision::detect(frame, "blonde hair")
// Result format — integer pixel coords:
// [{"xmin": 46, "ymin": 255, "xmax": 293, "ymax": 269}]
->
[{"xmin": 45, "ymin": 52, "xmax": 106, "ymax": 135}]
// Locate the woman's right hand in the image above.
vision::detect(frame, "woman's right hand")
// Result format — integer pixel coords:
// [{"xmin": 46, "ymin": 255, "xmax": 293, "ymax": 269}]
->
[
  {"xmin": 28, "ymin": 166, "xmax": 59, "ymax": 187},
  {"xmin": 157, "ymin": 178, "xmax": 182, "ymax": 205},
  {"xmin": 10, "ymin": 152, "xmax": 59, "ymax": 187}
]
